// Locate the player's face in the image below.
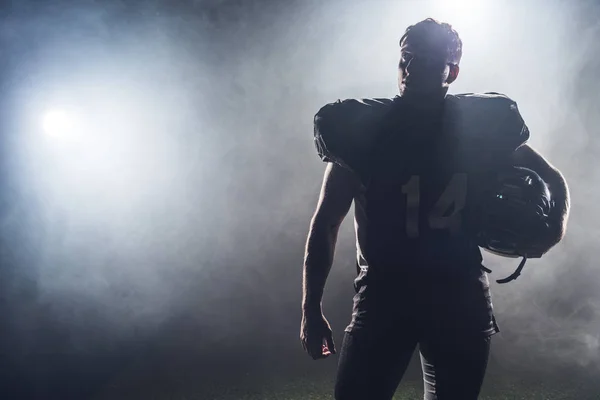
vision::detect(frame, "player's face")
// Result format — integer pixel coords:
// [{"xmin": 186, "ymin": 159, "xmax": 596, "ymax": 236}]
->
[{"xmin": 398, "ymin": 42, "xmax": 451, "ymax": 96}]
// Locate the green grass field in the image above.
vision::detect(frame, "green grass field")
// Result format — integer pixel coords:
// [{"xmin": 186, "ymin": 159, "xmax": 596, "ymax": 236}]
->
[
  {"xmin": 191, "ymin": 378, "xmax": 583, "ymax": 400},
  {"xmin": 91, "ymin": 345, "xmax": 599, "ymax": 400}
]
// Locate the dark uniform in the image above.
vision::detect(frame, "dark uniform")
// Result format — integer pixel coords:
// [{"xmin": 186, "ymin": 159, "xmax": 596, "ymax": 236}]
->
[{"xmin": 314, "ymin": 93, "xmax": 530, "ymax": 399}]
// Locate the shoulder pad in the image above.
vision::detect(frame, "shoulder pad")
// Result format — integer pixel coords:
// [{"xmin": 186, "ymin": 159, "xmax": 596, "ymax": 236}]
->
[
  {"xmin": 445, "ymin": 92, "xmax": 530, "ymax": 151},
  {"xmin": 313, "ymin": 97, "xmax": 394, "ymax": 172}
]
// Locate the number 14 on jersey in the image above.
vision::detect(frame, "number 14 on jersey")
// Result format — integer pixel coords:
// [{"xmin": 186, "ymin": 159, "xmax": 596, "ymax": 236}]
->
[{"xmin": 401, "ymin": 173, "xmax": 467, "ymax": 238}]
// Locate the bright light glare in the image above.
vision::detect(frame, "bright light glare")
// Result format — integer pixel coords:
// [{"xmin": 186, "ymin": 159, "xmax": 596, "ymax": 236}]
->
[
  {"xmin": 435, "ymin": 0, "xmax": 488, "ymax": 21},
  {"xmin": 42, "ymin": 109, "xmax": 76, "ymax": 137}
]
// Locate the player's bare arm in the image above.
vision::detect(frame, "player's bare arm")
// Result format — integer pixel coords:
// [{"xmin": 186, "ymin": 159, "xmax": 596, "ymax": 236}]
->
[
  {"xmin": 513, "ymin": 144, "xmax": 570, "ymax": 246},
  {"xmin": 300, "ymin": 162, "xmax": 360, "ymax": 360}
]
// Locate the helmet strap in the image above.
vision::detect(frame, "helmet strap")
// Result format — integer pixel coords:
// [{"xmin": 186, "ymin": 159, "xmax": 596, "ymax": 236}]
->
[{"xmin": 495, "ymin": 257, "xmax": 528, "ymax": 284}]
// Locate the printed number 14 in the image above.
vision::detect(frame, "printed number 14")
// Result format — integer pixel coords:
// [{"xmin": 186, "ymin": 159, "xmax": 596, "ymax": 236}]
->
[{"xmin": 401, "ymin": 173, "xmax": 467, "ymax": 238}]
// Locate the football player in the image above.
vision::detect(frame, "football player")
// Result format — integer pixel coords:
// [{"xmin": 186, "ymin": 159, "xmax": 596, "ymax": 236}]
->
[{"xmin": 300, "ymin": 18, "xmax": 570, "ymax": 400}]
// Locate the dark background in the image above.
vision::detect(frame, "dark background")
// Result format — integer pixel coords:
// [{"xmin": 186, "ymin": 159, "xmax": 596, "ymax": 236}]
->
[{"xmin": 0, "ymin": 0, "xmax": 599, "ymax": 398}]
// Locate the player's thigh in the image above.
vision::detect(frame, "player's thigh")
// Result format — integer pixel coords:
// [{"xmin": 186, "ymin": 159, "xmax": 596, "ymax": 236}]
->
[
  {"xmin": 419, "ymin": 334, "xmax": 492, "ymax": 400},
  {"xmin": 335, "ymin": 328, "xmax": 418, "ymax": 400}
]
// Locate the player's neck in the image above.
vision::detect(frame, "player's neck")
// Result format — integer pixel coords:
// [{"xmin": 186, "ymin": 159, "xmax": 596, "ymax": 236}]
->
[{"xmin": 400, "ymin": 87, "xmax": 448, "ymax": 109}]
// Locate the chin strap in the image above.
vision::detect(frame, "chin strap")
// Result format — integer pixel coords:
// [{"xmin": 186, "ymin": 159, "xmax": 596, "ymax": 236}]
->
[{"xmin": 485, "ymin": 257, "xmax": 528, "ymax": 284}]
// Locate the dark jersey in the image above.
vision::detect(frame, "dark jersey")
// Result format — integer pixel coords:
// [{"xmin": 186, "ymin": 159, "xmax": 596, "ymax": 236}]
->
[
  {"xmin": 314, "ymin": 93, "xmax": 530, "ymax": 281},
  {"xmin": 315, "ymin": 93, "xmax": 529, "ymax": 336}
]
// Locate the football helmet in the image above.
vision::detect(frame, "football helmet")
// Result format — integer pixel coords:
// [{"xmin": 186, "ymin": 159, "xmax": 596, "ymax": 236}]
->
[{"xmin": 469, "ymin": 166, "xmax": 554, "ymax": 283}]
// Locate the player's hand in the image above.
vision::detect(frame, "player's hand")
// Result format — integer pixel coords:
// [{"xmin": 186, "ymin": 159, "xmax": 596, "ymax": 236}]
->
[{"xmin": 300, "ymin": 307, "xmax": 336, "ymax": 360}]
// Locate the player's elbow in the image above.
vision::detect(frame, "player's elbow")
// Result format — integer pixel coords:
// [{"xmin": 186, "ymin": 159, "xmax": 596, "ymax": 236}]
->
[
  {"xmin": 549, "ymin": 221, "xmax": 567, "ymax": 247},
  {"xmin": 545, "ymin": 165, "xmax": 568, "ymax": 195},
  {"xmin": 549, "ymin": 169, "xmax": 570, "ymax": 219},
  {"xmin": 310, "ymin": 211, "xmax": 344, "ymax": 234},
  {"xmin": 549, "ymin": 178, "xmax": 570, "ymax": 246}
]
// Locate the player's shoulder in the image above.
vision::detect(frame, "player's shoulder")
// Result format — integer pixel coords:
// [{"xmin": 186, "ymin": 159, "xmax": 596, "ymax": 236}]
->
[
  {"xmin": 446, "ymin": 92, "xmax": 524, "ymax": 123},
  {"xmin": 315, "ymin": 97, "xmax": 395, "ymax": 123},
  {"xmin": 314, "ymin": 97, "xmax": 395, "ymax": 141},
  {"xmin": 445, "ymin": 92, "xmax": 529, "ymax": 149},
  {"xmin": 313, "ymin": 97, "xmax": 395, "ymax": 172},
  {"xmin": 446, "ymin": 91, "xmax": 519, "ymax": 109}
]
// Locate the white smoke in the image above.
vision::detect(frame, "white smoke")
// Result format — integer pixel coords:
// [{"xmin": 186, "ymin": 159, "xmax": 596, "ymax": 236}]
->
[{"xmin": 1, "ymin": 0, "xmax": 599, "ymax": 381}]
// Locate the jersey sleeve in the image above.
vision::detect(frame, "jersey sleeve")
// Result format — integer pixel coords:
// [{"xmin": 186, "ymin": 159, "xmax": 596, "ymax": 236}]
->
[
  {"xmin": 313, "ymin": 97, "xmax": 395, "ymax": 174},
  {"xmin": 312, "ymin": 99, "xmax": 362, "ymax": 173},
  {"xmin": 500, "ymin": 96, "xmax": 530, "ymax": 151},
  {"xmin": 313, "ymin": 100, "xmax": 342, "ymax": 164}
]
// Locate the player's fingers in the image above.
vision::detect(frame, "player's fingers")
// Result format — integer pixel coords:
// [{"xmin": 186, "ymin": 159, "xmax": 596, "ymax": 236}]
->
[
  {"xmin": 321, "ymin": 342, "xmax": 332, "ymax": 358},
  {"xmin": 308, "ymin": 338, "xmax": 326, "ymax": 360},
  {"xmin": 325, "ymin": 331, "xmax": 336, "ymax": 355}
]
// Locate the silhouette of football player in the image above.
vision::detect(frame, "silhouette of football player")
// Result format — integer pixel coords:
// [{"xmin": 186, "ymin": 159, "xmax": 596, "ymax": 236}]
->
[{"xmin": 300, "ymin": 18, "xmax": 570, "ymax": 400}]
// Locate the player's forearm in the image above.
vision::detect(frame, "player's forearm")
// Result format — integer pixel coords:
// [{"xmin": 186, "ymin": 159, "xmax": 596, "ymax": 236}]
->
[
  {"xmin": 302, "ymin": 220, "xmax": 340, "ymax": 310},
  {"xmin": 513, "ymin": 145, "xmax": 570, "ymax": 244},
  {"xmin": 545, "ymin": 169, "xmax": 570, "ymax": 244}
]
